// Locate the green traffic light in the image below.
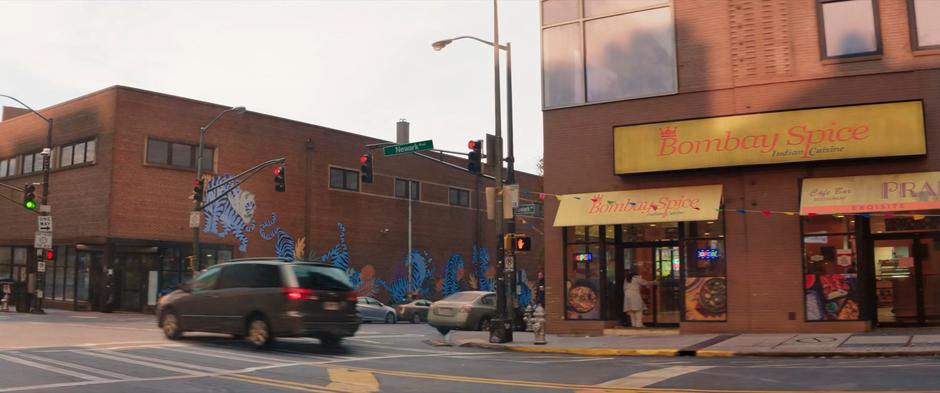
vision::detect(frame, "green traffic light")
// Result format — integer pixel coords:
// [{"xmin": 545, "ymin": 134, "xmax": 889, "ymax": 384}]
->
[{"xmin": 24, "ymin": 200, "xmax": 37, "ymax": 210}]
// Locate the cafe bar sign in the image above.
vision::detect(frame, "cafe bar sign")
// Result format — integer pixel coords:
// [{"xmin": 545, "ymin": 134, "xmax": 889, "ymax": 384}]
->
[
  {"xmin": 801, "ymin": 172, "xmax": 940, "ymax": 215},
  {"xmin": 614, "ymin": 101, "xmax": 925, "ymax": 174}
]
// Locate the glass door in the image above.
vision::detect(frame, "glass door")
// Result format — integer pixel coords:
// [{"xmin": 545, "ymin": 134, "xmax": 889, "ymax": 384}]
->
[
  {"xmin": 917, "ymin": 237, "xmax": 940, "ymax": 324},
  {"xmin": 654, "ymin": 246, "xmax": 681, "ymax": 324}
]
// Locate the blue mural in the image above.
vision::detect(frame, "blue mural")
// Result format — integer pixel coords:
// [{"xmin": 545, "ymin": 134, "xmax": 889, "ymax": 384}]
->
[
  {"xmin": 442, "ymin": 253, "xmax": 464, "ymax": 297},
  {"xmin": 320, "ymin": 223, "xmax": 349, "ymax": 270},
  {"xmin": 259, "ymin": 212, "xmax": 296, "ymax": 260},
  {"xmin": 379, "ymin": 250, "xmax": 436, "ymax": 304},
  {"xmin": 202, "ymin": 175, "xmax": 257, "ymax": 252},
  {"xmin": 517, "ymin": 269, "xmax": 532, "ymax": 306},
  {"xmin": 472, "ymin": 245, "xmax": 495, "ymax": 292}
]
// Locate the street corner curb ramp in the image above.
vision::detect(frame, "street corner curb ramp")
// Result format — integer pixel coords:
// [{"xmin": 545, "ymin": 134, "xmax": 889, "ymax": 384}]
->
[{"xmin": 456, "ymin": 340, "xmax": 940, "ymax": 358}]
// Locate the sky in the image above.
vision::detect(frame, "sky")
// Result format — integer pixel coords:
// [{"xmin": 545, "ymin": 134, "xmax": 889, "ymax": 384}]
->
[{"xmin": 0, "ymin": 0, "xmax": 544, "ymax": 174}]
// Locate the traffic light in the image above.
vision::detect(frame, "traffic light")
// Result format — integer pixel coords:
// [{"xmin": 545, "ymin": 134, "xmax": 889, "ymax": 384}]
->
[
  {"xmin": 514, "ymin": 235, "xmax": 532, "ymax": 252},
  {"xmin": 193, "ymin": 179, "xmax": 204, "ymax": 202},
  {"xmin": 467, "ymin": 140, "xmax": 482, "ymax": 174},
  {"xmin": 360, "ymin": 153, "xmax": 373, "ymax": 183},
  {"xmin": 274, "ymin": 166, "xmax": 286, "ymax": 192},
  {"xmin": 44, "ymin": 249, "xmax": 55, "ymax": 261},
  {"xmin": 23, "ymin": 184, "xmax": 36, "ymax": 210}
]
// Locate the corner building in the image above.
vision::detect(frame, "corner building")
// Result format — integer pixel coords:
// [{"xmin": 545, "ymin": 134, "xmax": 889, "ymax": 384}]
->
[
  {"xmin": 0, "ymin": 86, "xmax": 543, "ymax": 313},
  {"xmin": 541, "ymin": 0, "xmax": 940, "ymax": 333}
]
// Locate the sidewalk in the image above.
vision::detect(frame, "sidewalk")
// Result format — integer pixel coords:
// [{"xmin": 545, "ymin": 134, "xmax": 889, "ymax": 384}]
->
[{"xmin": 445, "ymin": 328, "xmax": 940, "ymax": 357}]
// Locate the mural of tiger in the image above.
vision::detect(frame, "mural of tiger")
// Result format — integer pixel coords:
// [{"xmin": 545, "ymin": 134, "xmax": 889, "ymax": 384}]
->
[
  {"xmin": 202, "ymin": 175, "xmax": 257, "ymax": 252},
  {"xmin": 259, "ymin": 212, "xmax": 296, "ymax": 260}
]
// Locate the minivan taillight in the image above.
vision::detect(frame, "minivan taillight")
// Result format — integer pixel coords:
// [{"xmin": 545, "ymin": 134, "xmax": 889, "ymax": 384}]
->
[
  {"xmin": 283, "ymin": 288, "xmax": 317, "ymax": 300},
  {"xmin": 345, "ymin": 290, "xmax": 358, "ymax": 302}
]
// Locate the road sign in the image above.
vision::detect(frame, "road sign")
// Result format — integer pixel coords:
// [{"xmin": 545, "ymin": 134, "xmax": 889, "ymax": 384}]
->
[
  {"xmin": 34, "ymin": 232, "xmax": 52, "ymax": 249},
  {"xmin": 189, "ymin": 211, "xmax": 201, "ymax": 229},
  {"xmin": 383, "ymin": 140, "xmax": 434, "ymax": 156},
  {"xmin": 37, "ymin": 216, "xmax": 52, "ymax": 232},
  {"xmin": 37, "ymin": 261, "xmax": 45, "ymax": 273},
  {"xmin": 514, "ymin": 204, "xmax": 536, "ymax": 216}
]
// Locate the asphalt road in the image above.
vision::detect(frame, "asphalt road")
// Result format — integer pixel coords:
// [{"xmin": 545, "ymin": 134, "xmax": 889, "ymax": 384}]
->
[{"xmin": 2, "ymin": 311, "xmax": 940, "ymax": 392}]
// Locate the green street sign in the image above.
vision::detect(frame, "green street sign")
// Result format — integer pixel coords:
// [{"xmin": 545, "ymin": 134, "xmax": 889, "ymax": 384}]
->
[
  {"xmin": 514, "ymin": 204, "xmax": 537, "ymax": 216},
  {"xmin": 383, "ymin": 140, "xmax": 434, "ymax": 156}
]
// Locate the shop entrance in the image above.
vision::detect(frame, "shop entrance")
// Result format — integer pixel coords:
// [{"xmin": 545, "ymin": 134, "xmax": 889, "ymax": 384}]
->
[
  {"xmin": 872, "ymin": 234, "xmax": 940, "ymax": 325},
  {"xmin": 622, "ymin": 244, "xmax": 680, "ymax": 326}
]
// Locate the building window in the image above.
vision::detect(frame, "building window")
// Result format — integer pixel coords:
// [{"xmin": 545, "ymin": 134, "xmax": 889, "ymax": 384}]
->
[
  {"xmin": 817, "ymin": 0, "xmax": 881, "ymax": 59},
  {"xmin": 395, "ymin": 178, "xmax": 420, "ymax": 200},
  {"xmin": 0, "ymin": 157, "xmax": 17, "ymax": 178},
  {"xmin": 0, "ymin": 247, "xmax": 30, "ymax": 283},
  {"xmin": 146, "ymin": 138, "xmax": 213, "ymax": 171},
  {"xmin": 329, "ymin": 167, "xmax": 359, "ymax": 191},
  {"xmin": 541, "ymin": 0, "xmax": 676, "ymax": 108},
  {"xmin": 59, "ymin": 139, "xmax": 96, "ymax": 168},
  {"xmin": 22, "ymin": 152, "xmax": 44, "ymax": 175},
  {"xmin": 801, "ymin": 214, "xmax": 861, "ymax": 321},
  {"xmin": 564, "ymin": 226, "xmax": 603, "ymax": 320},
  {"xmin": 449, "ymin": 188, "xmax": 470, "ymax": 207},
  {"xmin": 909, "ymin": 0, "xmax": 940, "ymax": 50},
  {"xmin": 682, "ymin": 214, "xmax": 727, "ymax": 322}
]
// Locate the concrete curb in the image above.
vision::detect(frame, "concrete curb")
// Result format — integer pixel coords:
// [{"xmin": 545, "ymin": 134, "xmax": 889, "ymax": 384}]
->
[{"xmin": 458, "ymin": 341, "xmax": 940, "ymax": 358}]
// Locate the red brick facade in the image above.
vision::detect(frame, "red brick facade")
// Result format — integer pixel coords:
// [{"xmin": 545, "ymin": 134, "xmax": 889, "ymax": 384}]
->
[
  {"xmin": 0, "ymin": 86, "xmax": 543, "ymax": 312},
  {"xmin": 542, "ymin": 0, "xmax": 940, "ymax": 334}
]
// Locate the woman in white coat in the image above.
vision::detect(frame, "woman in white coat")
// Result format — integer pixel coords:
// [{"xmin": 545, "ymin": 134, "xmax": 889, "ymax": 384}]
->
[{"xmin": 623, "ymin": 271, "xmax": 655, "ymax": 328}]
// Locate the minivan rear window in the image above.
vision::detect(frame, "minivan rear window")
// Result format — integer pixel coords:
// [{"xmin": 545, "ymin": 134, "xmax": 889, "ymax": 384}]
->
[{"xmin": 292, "ymin": 264, "xmax": 354, "ymax": 291}]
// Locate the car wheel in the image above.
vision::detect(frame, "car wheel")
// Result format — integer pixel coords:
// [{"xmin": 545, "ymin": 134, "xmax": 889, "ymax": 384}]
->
[
  {"xmin": 385, "ymin": 313, "xmax": 397, "ymax": 324},
  {"xmin": 160, "ymin": 310, "xmax": 182, "ymax": 340},
  {"xmin": 412, "ymin": 313, "xmax": 421, "ymax": 324},
  {"xmin": 321, "ymin": 335, "xmax": 343, "ymax": 348},
  {"xmin": 247, "ymin": 317, "xmax": 273, "ymax": 349},
  {"xmin": 478, "ymin": 317, "xmax": 492, "ymax": 331}
]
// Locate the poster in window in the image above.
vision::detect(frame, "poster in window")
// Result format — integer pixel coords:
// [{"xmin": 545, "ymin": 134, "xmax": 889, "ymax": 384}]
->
[
  {"xmin": 566, "ymin": 280, "xmax": 599, "ymax": 319},
  {"xmin": 685, "ymin": 277, "xmax": 727, "ymax": 321},
  {"xmin": 805, "ymin": 274, "xmax": 860, "ymax": 321}
]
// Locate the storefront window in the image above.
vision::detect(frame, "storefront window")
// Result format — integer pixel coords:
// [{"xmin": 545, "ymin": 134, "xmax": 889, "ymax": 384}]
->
[
  {"xmin": 64, "ymin": 249, "xmax": 76, "ymax": 302},
  {"xmin": 802, "ymin": 215, "xmax": 861, "ymax": 321},
  {"xmin": 565, "ymin": 226, "xmax": 603, "ymax": 320},
  {"xmin": 0, "ymin": 247, "xmax": 10, "ymax": 280},
  {"xmin": 77, "ymin": 252, "xmax": 90, "ymax": 302},
  {"xmin": 683, "ymin": 214, "xmax": 728, "ymax": 321},
  {"xmin": 622, "ymin": 222, "xmax": 678, "ymax": 242},
  {"xmin": 870, "ymin": 211, "xmax": 940, "ymax": 234}
]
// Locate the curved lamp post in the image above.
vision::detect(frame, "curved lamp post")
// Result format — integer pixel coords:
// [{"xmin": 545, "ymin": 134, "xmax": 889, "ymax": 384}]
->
[{"xmin": 192, "ymin": 106, "xmax": 245, "ymax": 271}]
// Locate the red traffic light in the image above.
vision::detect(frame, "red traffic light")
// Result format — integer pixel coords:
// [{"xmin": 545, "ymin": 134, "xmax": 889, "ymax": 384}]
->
[
  {"xmin": 359, "ymin": 154, "xmax": 369, "ymax": 165},
  {"xmin": 273, "ymin": 167, "xmax": 283, "ymax": 176},
  {"xmin": 44, "ymin": 249, "xmax": 55, "ymax": 260},
  {"xmin": 468, "ymin": 140, "xmax": 479, "ymax": 150}
]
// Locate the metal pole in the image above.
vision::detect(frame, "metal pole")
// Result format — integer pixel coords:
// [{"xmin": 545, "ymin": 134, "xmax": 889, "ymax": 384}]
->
[
  {"xmin": 192, "ymin": 126, "xmax": 207, "ymax": 272},
  {"xmin": 505, "ymin": 42, "xmax": 514, "ymax": 185},
  {"xmin": 34, "ymin": 117, "xmax": 53, "ymax": 314},
  {"xmin": 408, "ymin": 193, "xmax": 413, "ymax": 301},
  {"xmin": 490, "ymin": 0, "xmax": 511, "ymax": 343}
]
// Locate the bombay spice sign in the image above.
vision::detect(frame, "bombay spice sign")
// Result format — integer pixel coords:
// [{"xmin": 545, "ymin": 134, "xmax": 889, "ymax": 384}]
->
[{"xmin": 614, "ymin": 101, "xmax": 925, "ymax": 174}]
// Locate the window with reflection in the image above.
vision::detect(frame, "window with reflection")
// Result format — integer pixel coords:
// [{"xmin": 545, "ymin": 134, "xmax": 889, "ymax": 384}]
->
[
  {"xmin": 682, "ymin": 213, "xmax": 727, "ymax": 321},
  {"xmin": 817, "ymin": 0, "xmax": 881, "ymax": 58},
  {"xmin": 802, "ymin": 214, "xmax": 860, "ymax": 321},
  {"xmin": 565, "ymin": 226, "xmax": 602, "ymax": 320}
]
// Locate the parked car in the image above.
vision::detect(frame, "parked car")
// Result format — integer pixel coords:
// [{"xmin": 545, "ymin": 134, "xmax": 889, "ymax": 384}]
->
[
  {"xmin": 427, "ymin": 291, "xmax": 496, "ymax": 332},
  {"xmin": 156, "ymin": 258, "xmax": 360, "ymax": 349},
  {"xmin": 397, "ymin": 299, "xmax": 432, "ymax": 323},
  {"xmin": 356, "ymin": 297, "xmax": 398, "ymax": 323}
]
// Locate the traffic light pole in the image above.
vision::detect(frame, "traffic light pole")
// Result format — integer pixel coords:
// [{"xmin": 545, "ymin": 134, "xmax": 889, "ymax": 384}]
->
[
  {"xmin": 489, "ymin": 0, "xmax": 512, "ymax": 344},
  {"xmin": 33, "ymin": 117, "xmax": 53, "ymax": 314}
]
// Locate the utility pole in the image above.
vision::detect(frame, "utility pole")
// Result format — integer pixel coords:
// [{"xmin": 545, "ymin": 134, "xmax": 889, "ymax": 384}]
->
[{"xmin": 489, "ymin": 0, "xmax": 512, "ymax": 343}]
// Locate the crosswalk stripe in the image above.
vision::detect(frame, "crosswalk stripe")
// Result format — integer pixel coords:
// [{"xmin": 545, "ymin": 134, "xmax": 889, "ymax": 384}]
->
[
  {"xmin": 597, "ymin": 366, "xmax": 714, "ymax": 388},
  {"xmin": 15, "ymin": 353, "xmax": 136, "ymax": 380},
  {"xmin": 0, "ymin": 353, "xmax": 107, "ymax": 381},
  {"xmin": 71, "ymin": 350, "xmax": 206, "ymax": 376},
  {"xmin": 156, "ymin": 346, "xmax": 293, "ymax": 365},
  {"xmin": 96, "ymin": 350, "xmax": 229, "ymax": 373}
]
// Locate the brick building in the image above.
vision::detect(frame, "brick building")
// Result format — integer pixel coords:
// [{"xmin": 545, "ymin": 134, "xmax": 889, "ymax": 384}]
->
[
  {"xmin": 541, "ymin": 0, "xmax": 940, "ymax": 333},
  {"xmin": 0, "ymin": 86, "xmax": 544, "ymax": 313}
]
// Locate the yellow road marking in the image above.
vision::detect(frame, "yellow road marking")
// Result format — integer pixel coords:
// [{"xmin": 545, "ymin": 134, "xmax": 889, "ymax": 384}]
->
[{"xmin": 326, "ymin": 368, "xmax": 380, "ymax": 392}]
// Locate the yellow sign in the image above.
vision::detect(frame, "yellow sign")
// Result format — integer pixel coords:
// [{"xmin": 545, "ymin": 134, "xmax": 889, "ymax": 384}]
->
[
  {"xmin": 801, "ymin": 172, "xmax": 940, "ymax": 215},
  {"xmin": 614, "ymin": 101, "xmax": 925, "ymax": 174},
  {"xmin": 553, "ymin": 185, "xmax": 722, "ymax": 227}
]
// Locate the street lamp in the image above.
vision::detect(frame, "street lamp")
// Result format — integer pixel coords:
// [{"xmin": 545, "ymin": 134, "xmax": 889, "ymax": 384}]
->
[
  {"xmin": 431, "ymin": 0, "xmax": 515, "ymax": 343},
  {"xmin": 192, "ymin": 106, "xmax": 245, "ymax": 272},
  {"xmin": 0, "ymin": 94, "xmax": 53, "ymax": 314}
]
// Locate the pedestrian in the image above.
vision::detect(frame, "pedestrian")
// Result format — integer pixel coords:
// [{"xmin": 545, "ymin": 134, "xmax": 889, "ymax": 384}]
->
[
  {"xmin": 623, "ymin": 271, "xmax": 655, "ymax": 328},
  {"xmin": 536, "ymin": 271, "xmax": 545, "ymax": 307}
]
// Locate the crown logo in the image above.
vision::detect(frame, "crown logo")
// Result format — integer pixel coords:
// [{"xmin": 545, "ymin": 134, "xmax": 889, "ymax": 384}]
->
[{"xmin": 659, "ymin": 126, "xmax": 678, "ymax": 139}]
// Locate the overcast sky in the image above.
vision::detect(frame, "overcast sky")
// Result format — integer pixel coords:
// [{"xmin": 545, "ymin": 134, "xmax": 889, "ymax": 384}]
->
[{"xmin": 0, "ymin": 0, "xmax": 544, "ymax": 173}]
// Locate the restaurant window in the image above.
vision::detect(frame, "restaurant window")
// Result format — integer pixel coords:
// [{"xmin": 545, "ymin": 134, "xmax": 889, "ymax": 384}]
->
[
  {"xmin": 395, "ymin": 178, "xmax": 420, "ymax": 200},
  {"xmin": 0, "ymin": 157, "xmax": 17, "ymax": 178},
  {"xmin": 329, "ymin": 167, "xmax": 359, "ymax": 191},
  {"xmin": 0, "ymin": 247, "xmax": 11, "ymax": 280},
  {"xmin": 909, "ymin": 0, "xmax": 940, "ymax": 50},
  {"xmin": 13, "ymin": 247, "xmax": 27, "ymax": 283},
  {"xmin": 871, "ymin": 211, "xmax": 940, "ymax": 234},
  {"xmin": 449, "ymin": 188, "xmax": 470, "ymax": 207},
  {"xmin": 817, "ymin": 0, "xmax": 881, "ymax": 59},
  {"xmin": 146, "ymin": 138, "xmax": 213, "ymax": 171},
  {"xmin": 541, "ymin": 0, "xmax": 676, "ymax": 108},
  {"xmin": 802, "ymin": 214, "xmax": 861, "ymax": 321},
  {"xmin": 59, "ymin": 139, "xmax": 96, "ymax": 168},
  {"xmin": 565, "ymin": 226, "xmax": 603, "ymax": 320},
  {"xmin": 622, "ymin": 221, "xmax": 678, "ymax": 242},
  {"xmin": 682, "ymin": 214, "xmax": 727, "ymax": 321}
]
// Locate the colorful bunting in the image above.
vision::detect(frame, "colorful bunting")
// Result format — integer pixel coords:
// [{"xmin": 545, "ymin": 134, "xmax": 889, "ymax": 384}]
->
[
  {"xmin": 914, "ymin": 214, "xmax": 926, "ymax": 221},
  {"xmin": 761, "ymin": 210, "xmax": 772, "ymax": 217},
  {"xmin": 539, "ymin": 193, "xmax": 546, "ymax": 201},
  {"xmin": 736, "ymin": 209, "xmax": 747, "ymax": 214}
]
